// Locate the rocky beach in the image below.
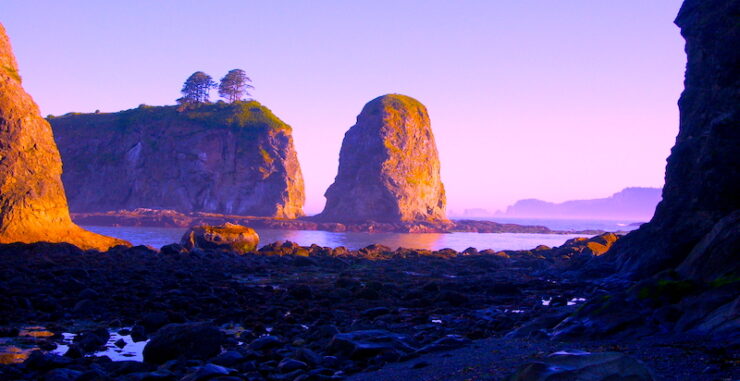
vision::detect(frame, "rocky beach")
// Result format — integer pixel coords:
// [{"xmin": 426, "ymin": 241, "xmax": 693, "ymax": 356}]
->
[
  {"xmin": 0, "ymin": 0, "xmax": 738, "ymax": 380},
  {"xmin": 0, "ymin": 234, "xmax": 736, "ymax": 380}
]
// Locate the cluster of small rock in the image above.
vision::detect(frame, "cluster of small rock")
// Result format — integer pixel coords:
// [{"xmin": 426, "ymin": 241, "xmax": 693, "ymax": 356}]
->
[{"xmin": 0, "ymin": 235, "xmax": 626, "ymax": 379}]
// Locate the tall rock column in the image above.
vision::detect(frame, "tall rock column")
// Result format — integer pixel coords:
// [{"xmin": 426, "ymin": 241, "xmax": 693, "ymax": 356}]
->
[
  {"xmin": 318, "ymin": 94, "xmax": 446, "ymax": 222},
  {"xmin": 0, "ymin": 24, "xmax": 128, "ymax": 250},
  {"xmin": 604, "ymin": 0, "xmax": 739, "ymax": 280}
]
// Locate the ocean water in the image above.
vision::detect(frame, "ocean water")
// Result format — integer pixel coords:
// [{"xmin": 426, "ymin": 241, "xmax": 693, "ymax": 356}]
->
[
  {"xmin": 84, "ymin": 226, "xmax": 599, "ymax": 252},
  {"xmin": 456, "ymin": 217, "xmax": 645, "ymax": 232}
]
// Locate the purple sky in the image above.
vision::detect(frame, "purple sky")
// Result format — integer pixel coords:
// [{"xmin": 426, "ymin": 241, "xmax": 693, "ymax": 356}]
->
[{"xmin": 1, "ymin": 1, "xmax": 685, "ymax": 215}]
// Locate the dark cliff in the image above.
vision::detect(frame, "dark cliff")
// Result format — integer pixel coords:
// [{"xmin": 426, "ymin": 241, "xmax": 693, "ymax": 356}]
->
[
  {"xmin": 318, "ymin": 94, "xmax": 446, "ymax": 223},
  {"xmin": 604, "ymin": 0, "xmax": 739, "ymax": 280},
  {"xmin": 50, "ymin": 101, "xmax": 305, "ymax": 218},
  {"xmin": 0, "ymin": 23, "xmax": 128, "ymax": 250}
]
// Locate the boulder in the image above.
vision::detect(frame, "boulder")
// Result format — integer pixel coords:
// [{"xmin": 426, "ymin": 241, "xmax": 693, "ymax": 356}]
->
[
  {"xmin": 327, "ymin": 330, "xmax": 416, "ymax": 359},
  {"xmin": 318, "ymin": 94, "xmax": 446, "ymax": 222},
  {"xmin": 583, "ymin": 233, "xmax": 619, "ymax": 256},
  {"xmin": 73, "ymin": 328, "xmax": 110, "ymax": 352},
  {"xmin": 0, "ymin": 23, "xmax": 128, "ymax": 251},
  {"xmin": 508, "ymin": 351, "xmax": 654, "ymax": 381},
  {"xmin": 181, "ymin": 363, "xmax": 232, "ymax": 381},
  {"xmin": 248, "ymin": 335, "xmax": 282, "ymax": 351},
  {"xmin": 42, "ymin": 368, "xmax": 83, "ymax": 381},
  {"xmin": 23, "ymin": 351, "xmax": 73, "ymax": 371},
  {"xmin": 181, "ymin": 223, "xmax": 259, "ymax": 254},
  {"xmin": 142, "ymin": 323, "xmax": 224, "ymax": 364},
  {"xmin": 416, "ymin": 335, "xmax": 471, "ymax": 354}
]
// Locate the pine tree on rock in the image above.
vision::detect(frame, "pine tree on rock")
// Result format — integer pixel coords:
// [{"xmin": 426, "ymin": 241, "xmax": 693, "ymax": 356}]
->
[
  {"xmin": 218, "ymin": 69, "xmax": 253, "ymax": 103},
  {"xmin": 178, "ymin": 71, "xmax": 216, "ymax": 104}
]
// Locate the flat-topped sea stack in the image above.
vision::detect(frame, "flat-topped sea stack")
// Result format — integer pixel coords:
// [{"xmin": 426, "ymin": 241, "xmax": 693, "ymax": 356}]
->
[
  {"xmin": 50, "ymin": 101, "xmax": 305, "ymax": 218},
  {"xmin": 318, "ymin": 94, "xmax": 446, "ymax": 223},
  {"xmin": 603, "ymin": 0, "xmax": 740, "ymax": 281},
  {"xmin": 0, "ymin": 24, "xmax": 128, "ymax": 250}
]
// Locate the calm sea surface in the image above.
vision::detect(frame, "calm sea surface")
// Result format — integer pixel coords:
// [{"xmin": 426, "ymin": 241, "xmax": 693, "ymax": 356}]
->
[
  {"xmin": 83, "ymin": 218, "xmax": 638, "ymax": 251},
  {"xmin": 460, "ymin": 217, "xmax": 644, "ymax": 232}
]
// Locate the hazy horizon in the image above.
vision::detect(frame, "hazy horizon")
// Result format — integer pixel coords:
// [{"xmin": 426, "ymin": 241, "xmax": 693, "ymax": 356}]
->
[{"xmin": 0, "ymin": 1, "xmax": 685, "ymax": 214}]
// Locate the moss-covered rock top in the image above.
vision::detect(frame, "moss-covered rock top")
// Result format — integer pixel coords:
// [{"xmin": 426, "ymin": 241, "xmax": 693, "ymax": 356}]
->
[
  {"xmin": 50, "ymin": 100, "xmax": 291, "ymax": 132},
  {"xmin": 362, "ymin": 93, "xmax": 426, "ymax": 117}
]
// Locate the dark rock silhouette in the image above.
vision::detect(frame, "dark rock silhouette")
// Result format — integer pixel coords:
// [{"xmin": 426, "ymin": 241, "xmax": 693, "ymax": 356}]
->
[
  {"xmin": 318, "ymin": 94, "xmax": 446, "ymax": 222},
  {"xmin": 604, "ymin": 0, "xmax": 739, "ymax": 280},
  {"xmin": 0, "ymin": 23, "xmax": 128, "ymax": 251},
  {"xmin": 50, "ymin": 101, "xmax": 305, "ymax": 218}
]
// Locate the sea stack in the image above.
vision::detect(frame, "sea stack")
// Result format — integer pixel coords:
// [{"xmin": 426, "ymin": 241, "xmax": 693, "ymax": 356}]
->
[
  {"xmin": 50, "ymin": 101, "xmax": 305, "ymax": 218},
  {"xmin": 318, "ymin": 94, "xmax": 446, "ymax": 222},
  {"xmin": 604, "ymin": 0, "xmax": 739, "ymax": 280},
  {"xmin": 0, "ymin": 24, "xmax": 128, "ymax": 250}
]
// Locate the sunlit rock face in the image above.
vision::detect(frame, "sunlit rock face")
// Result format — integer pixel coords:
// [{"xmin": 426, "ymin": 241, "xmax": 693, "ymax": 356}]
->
[
  {"xmin": 0, "ymin": 24, "xmax": 128, "ymax": 250},
  {"xmin": 50, "ymin": 101, "xmax": 305, "ymax": 219},
  {"xmin": 605, "ymin": 0, "xmax": 740, "ymax": 280},
  {"xmin": 319, "ymin": 94, "xmax": 446, "ymax": 222},
  {"xmin": 181, "ymin": 223, "xmax": 259, "ymax": 254}
]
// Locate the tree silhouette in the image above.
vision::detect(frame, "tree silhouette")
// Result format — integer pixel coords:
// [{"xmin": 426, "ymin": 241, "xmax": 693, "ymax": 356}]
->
[
  {"xmin": 178, "ymin": 71, "xmax": 216, "ymax": 104},
  {"xmin": 218, "ymin": 69, "xmax": 253, "ymax": 102}
]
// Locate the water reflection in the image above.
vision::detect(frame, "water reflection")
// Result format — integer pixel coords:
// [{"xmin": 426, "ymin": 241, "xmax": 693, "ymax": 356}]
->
[
  {"xmin": 51, "ymin": 330, "xmax": 148, "ymax": 362},
  {"xmin": 83, "ymin": 225, "xmax": 590, "ymax": 252},
  {"xmin": 0, "ymin": 346, "xmax": 32, "ymax": 364}
]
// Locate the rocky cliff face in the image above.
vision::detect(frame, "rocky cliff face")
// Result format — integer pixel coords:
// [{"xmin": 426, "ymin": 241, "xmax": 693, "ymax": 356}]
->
[
  {"xmin": 50, "ymin": 101, "xmax": 305, "ymax": 218},
  {"xmin": 0, "ymin": 24, "xmax": 128, "ymax": 250},
  {"xmin": 605, "ymin": 0, "xmax": 739, "ymax": 280},
  {"xmin": 318, "ymin": 94, "xmax": 446, "ymax": 222}
]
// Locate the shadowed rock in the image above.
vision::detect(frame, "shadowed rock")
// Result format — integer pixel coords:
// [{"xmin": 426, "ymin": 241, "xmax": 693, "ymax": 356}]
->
[
  {"xmin": 0, "ymin": 23, "xmax": 128, "ymax": 251},
  {"xmin": 318, "ymin": 94, "xmax": 446, "ymax": 223},
  {"xmin": 143, "ymin": 323, "xmax": 224, "ymax": 364},
  {"xmin": 604, "ymin": 0, "xmax": 740, "ymax": 280}
]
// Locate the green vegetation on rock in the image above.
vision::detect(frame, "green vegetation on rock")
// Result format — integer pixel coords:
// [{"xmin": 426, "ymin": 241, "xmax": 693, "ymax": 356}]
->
[
  {"xmin": 637, "ymin": 279, "xmax": 697, "ymax": 303},
  {"xmin": 49, "ymin": 101, "xmax": 291, "ymax": 132},
  {"xmin": 709, "ymin": 274, "xmax": 740, "ymax": 288},
  {"xmin": 184, "ymin": 101, "xmax": 290, "ymax": 131}
]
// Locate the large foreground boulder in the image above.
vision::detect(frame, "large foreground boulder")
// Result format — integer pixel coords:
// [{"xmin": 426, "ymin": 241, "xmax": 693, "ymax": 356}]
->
[
  {"xmin": 143, "ymin": 323, "xmax": 224, "ymax": 364},
  {"xmin": 318, "ymin": 94, "xmax": 446, "ymax": 222},
  {"xmin": 0, "ymin": 23, "xmax": 128, "ymax": 251},
  {"xmin": 180, "ymin": 222, "xmax": 259, "ymax": 254},
  {"xmin": 602, "ymin": 0, "xmax": 740, "ymax": 281}
]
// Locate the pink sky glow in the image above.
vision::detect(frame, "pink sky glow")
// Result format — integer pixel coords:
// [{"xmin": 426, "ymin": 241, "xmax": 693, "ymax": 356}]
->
[{"xmin": 0, "ymin": 1, "xmax": 685, "ymax": 214}]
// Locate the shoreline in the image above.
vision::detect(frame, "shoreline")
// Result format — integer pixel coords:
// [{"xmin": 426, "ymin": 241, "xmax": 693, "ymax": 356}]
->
[{"xmin": 70, "ymin": 209, "xmax": 613, "ymax": 236}]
